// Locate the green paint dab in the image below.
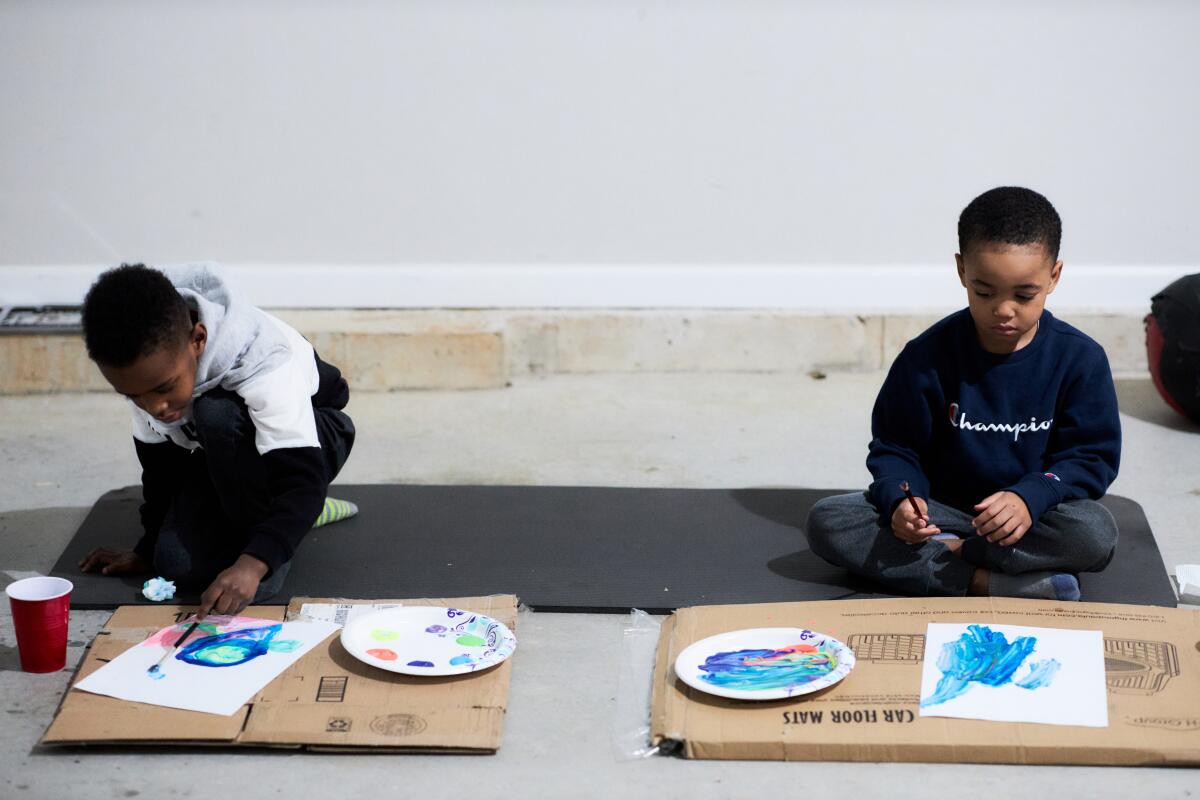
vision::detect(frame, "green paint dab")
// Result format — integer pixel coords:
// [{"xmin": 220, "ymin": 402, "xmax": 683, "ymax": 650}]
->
[
  {"xmin": 456, "ymin": 634, "xmax": 486, "ymax": 647},
  {"xmin": 371, "ymin": 628, "xmax": 400, "ymax": 642}
]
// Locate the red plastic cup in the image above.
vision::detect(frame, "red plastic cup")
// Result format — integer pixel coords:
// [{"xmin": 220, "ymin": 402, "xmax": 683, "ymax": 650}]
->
[{"xmin": 6, "ymin": 576, "xmax": 73, "ymax": 673}]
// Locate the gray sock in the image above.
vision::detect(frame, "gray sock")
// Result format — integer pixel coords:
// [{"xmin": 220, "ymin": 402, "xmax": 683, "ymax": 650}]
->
[{"xmin": 988, "ymin": 571, "xmax": 1080, "ymax": 601}]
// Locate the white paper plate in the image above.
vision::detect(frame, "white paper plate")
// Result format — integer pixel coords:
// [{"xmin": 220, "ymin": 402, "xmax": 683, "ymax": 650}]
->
[
  {"xmin": 674, "ymin": 627, "xmax": 855, "ymax": 701},
  {"xmin": 340, "ymin": 606, "xmax": 517, "ymax": 676}
]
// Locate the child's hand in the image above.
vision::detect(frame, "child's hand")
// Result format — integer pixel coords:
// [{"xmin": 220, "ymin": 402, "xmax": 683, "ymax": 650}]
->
[
  {"xmin": 972, "ymin": 491, "xmax": 1031, "ymax": 546},
  {"xmin": 79, "ymin": 547, "xmax": 150, "ymax": 576},
  {"xmin": 197, "ymin": 554, "xmax": 268, "ymax": 618},
  {"xmin": 891, "ymin": 496, "xmax": 942, "ymax": 544}
]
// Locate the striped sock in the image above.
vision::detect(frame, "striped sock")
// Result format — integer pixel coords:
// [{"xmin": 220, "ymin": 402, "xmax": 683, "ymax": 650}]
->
[{"xmin": 312, "ymin": 497, "xmax": 359, "ymax": 529}]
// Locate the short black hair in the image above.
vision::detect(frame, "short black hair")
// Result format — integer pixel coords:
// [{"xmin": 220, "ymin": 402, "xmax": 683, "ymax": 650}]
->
[
  {"xmin": 81, "ymin": 264, "xmax": 192, "ymax": 367},
  {"xmin": 957, "ymin": 186, "xmax": 1062, "ymax": 260}
]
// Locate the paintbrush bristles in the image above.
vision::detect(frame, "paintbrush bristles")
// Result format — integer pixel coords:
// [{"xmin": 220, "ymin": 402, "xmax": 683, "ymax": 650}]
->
[
  {"xmin": 148, "ymin": 649, "xmax": 172, "ymax": 674},
  {"xmin": 900, "ymin": 480, "xmax": 910, "ymax": 492}
]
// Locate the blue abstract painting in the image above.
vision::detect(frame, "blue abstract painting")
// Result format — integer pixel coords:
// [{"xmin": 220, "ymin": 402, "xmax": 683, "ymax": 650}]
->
[
  {"xmin": 918, "ymin": 623, "xmax": 1107, "ymax": 727},
  {"xmin": 921, "ymin": 624, "xmax": 1061, "ymax": 707}
]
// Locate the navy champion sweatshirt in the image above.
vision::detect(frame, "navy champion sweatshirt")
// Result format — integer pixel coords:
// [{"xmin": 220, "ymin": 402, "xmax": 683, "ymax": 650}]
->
[{"xmin": 867, "ymin": 309, "xmax": 1120, "ymax": 522}]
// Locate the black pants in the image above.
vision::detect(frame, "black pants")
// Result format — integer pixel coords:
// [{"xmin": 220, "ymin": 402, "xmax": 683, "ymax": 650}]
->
[{"xmin": 153, "ymin": 389, "xmax": 355, "ymax": 600}]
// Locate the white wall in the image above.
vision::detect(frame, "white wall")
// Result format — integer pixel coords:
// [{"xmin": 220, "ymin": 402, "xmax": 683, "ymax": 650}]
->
[{"xmin": 1, "ymin": 0, "xmax": 1196, "ymax": 308}]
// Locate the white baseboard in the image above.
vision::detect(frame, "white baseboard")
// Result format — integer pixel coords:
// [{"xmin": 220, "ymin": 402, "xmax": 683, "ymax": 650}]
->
[{"xmin": 2, "ymin": 263, "xmax": 1193, "ymax": 312}]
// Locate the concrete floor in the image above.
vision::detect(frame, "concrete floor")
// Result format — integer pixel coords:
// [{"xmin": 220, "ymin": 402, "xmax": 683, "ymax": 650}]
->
[{"xmin": 2, "ymin": 373, "xmax": 1199, "ymax": 798}]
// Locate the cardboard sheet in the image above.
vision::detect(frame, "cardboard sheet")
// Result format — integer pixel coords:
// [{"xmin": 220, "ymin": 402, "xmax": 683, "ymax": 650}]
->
[
  {"xmin": 651, "ymin": 597, "xmax": 1200, "ymax": 764},
  {"xmin": 42, "ymin": 595, "xmax": 518, "ymax": 753}
]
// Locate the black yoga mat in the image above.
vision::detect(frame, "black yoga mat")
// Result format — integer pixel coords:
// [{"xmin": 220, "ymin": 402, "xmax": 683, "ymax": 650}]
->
[{"xmin": 51, "ymin": 485, "xmax": 1176, "ymax": 612}]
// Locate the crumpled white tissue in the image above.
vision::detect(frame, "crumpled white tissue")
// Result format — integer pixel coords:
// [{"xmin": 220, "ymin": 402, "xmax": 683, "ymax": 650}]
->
[{"xmin": 142, "ymin": 576, "xmax": 176, "ymax": 602}]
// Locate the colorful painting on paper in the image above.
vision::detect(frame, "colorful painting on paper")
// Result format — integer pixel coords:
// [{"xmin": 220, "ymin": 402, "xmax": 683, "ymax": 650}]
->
[
  {"xmin": 74, "ymin": 615, "xmax": 339, "ymax": 716},
  {"xmin": 918, "ymin": 623, "xmax": 1107, "ymax": 727}
]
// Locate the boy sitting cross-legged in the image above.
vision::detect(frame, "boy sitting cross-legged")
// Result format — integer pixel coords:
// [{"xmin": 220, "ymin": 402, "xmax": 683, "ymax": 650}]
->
[{"xmin": 806, "ymin": 187, "xmax": 1120, "ymax": 600}]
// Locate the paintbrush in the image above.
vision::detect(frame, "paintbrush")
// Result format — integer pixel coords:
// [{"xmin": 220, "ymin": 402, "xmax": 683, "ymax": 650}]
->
[
  {"xmin": 899, "ymin": 480, "xmax": 925, "ymax": 522},
  {"xmin": 148, "ymin": 619, "xmax": 201, "ymax": 675},
  {"xmin": 900, "ymin": 480, "xmax": 955, "ymax": 540}
]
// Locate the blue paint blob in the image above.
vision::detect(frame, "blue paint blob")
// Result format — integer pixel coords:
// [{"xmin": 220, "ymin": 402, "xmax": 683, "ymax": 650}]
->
[
  {"xmin": 177, "ymin": 624, "xmax": 282, "ymax": 668},
  {"xmin": 449, "ymin": 654, "xmax": 474, "ymax": 666},
  {"xmin": 407, "ymin": 660, "xmax": 435, "ymax": 668},
  {"xmin": 147, "ymin": 667, "xmax": 166, "ymax": 681},
  {"xmin": 1014, "ymin": 658, "xmax": 1061, "ymax": 689},
  {"xmin": 921, "ymin": 625, "xmax": 1060, "ymax": 707}
]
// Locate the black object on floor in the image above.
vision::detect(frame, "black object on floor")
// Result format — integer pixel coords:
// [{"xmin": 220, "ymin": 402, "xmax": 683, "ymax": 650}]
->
[{"xmin": 51, "ymin": 485, "xmax": 1177, "ymax": 611}]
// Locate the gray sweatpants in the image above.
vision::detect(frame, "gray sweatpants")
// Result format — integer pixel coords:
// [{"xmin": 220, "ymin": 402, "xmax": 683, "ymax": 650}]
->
[{"xmin": 805, "ymin": 492, "xmax": 1118, "ymax": 596}]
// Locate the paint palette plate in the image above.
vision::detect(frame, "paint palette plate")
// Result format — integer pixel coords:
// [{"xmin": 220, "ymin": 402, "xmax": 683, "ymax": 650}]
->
[
  {"xmin": 340, "ymin": 607, "xmax": 517, "ymax": 676},
  {"xmin": 674, "ymin": 627, "xmax": 855, "ymax": 701}
]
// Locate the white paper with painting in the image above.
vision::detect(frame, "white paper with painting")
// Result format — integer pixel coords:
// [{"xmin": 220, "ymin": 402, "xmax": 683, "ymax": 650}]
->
[
  {"xmin": 917, "ymin": 622, "xmax": 1107, "ymax": 727},
  {"xmin": 74, "ymin": 615, "xmax": 338, "ymax": 716}
]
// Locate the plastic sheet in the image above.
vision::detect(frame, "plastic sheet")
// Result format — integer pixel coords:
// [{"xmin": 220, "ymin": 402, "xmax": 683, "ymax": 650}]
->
[{"xmin": 611, "ymin": 608, "xmax": 664, "ymax": 760}]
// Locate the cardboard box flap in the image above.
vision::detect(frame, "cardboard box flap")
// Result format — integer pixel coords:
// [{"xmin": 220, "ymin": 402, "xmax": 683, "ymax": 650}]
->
[
  {"xmin": 649, "ymin": 612, "xmax": 679, "ymax": 750},
  {"xmin": 651, "ymin": 597, "xmax": 1200, "ymax": 765},
  {"xmin": 42, "ymin": 698, "xmax": 250, "ymax": 745},
  {"xmin": 283, "ymin": 594, "xmax": 518, "ymax": 627},
  {"xmin": 237, "ymin": 595, "xmax": 517, "ymax": 750},
  {"xmin": 41, "ymin": 605, "xmax": 285, "ymax": 745},
  {"xmin": 242, "ymin": 704, "xmax": 506, "ymax": 750}
]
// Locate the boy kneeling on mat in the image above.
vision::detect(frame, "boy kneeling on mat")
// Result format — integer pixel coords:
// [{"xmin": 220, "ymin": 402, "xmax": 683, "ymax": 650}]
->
[
  {"xmin": 807, "ymin": 187, "xmax": 1120, "ymax": 601},
  {"xmin": 79, "ymin": 263, "xmax": 358, "ymax": 616}
]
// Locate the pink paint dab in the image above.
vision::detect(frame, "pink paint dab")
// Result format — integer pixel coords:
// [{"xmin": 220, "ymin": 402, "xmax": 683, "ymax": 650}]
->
[{"xmin": 367, "ymin": 648, "xmax": 399, "ymax": 661}]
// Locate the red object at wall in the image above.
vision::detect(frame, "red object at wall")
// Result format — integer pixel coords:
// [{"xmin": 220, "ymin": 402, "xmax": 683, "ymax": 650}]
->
[{"xmin": 1145, "ymin": 274, "xmax": 1200, "ymax": 424}]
